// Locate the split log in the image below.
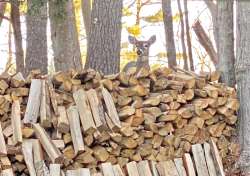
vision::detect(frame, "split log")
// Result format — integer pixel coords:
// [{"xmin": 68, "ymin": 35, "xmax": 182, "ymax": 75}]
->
[
  {"xmin": 101, "ymin": 162, "xmax": 115, "ymax": 176},
  {"xmin": 203, "ymin": 142, "xmax": 217, "ymax": 176},
  {"xmin": 174, "ymin": 158, "xmax": 187, "ymax": 176},
  {"xmin": 57, "ymin": 106, "xmax": 70, "ymax": 133},
  {"xmin": 0, "ymin": 123, "xmax": 7, "ymax": 156},
  {"xmin": 1, "ymin": 168, "xmax": 14, "ymax": 176},
  {"xmin": 182, "ymin": 153, "xmax": 195, "ymax": 176},
  {"xmin": 192, "ymin": 144, "xmax": 209, "ymax": 176},
  {"xmin": 137, "ymin": 160, "xmax": 152, "ymax": 176},
  {"xmin": 156, "ymin": 161, "xmax": 179, "ymax": 176},
  {"xmin": 49, "ymin": 164, "xmax": 61, "ymax": 176},
  {"xmin": 22, "ymin": 140, "xmax": 36, "ymax": 176},
  {"xmin": 126, "ymin": 161, "xmax": 140, "ymax": 176},
  {"xmin": 11, "ymin": 100, "xmax": 22, "ymax": 145}
]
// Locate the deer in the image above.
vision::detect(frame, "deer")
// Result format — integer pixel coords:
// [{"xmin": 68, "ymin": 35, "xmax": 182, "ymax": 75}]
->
[{"xmin": 123, "ymin": 35, "xmax": 156, "ymax": 72}]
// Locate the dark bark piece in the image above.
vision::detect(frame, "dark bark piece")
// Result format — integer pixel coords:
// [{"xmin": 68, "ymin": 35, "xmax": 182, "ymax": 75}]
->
[
  {"xmin": 26, "ymin": 0, "xmax": 48, "ymax": 75},
  {"xmin": 162, "ymin": 0, "xmax": 177, "ymax": 68},
  {"xmin": 85, "ymin": 0, "xmax": 123, "ymax": 74}
]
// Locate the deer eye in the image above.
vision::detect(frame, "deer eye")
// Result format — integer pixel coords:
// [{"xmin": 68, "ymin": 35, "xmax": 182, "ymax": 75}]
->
[{"xmin": 144, "ymin": 43, "xmax": 149, "ymax": 48}]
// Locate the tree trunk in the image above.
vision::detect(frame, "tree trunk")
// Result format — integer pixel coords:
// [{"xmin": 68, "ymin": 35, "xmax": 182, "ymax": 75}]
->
[
  {"xmin": 204, "ymin": 0, "xmax": 218, "ymax": 50},
  {"xmin": 236, "ymin": 1, "xmax": 250, "ymax": 173},
  {"xmin": 26, "ymin": 0, "xmax": 48, "ymax": 75},
  {"xmin": 162, "ymin": 0, "xmax": 177, "ymax": 68},
  {"xmin": 0, "ymin": 2, "xmax": 6, "ymax": 26},
  {"xmin": 49, "ymin": 0, "xmax": 82, "ymax": 72},
  {"xmin": 184, "ymin": 0, "xmax": 194, "ymax": 71},
  {"xmin": 85, "ymin": 0, "xmax": 122, "ymax": 75},
  {"xmin": 217, "ymin": 0, "xmax": 235, "ymax": 87},
  {"xmin": 177, "ymin": 0, "xmax": 188, "ymax": 70},
  {"xmin": 193, "ymin": 21, "xmax": 218, "ymax": 66},
  {"xmin": 11, "ymin": 0, "xmax": 25, "ymax": 73},
  {"xmin": 81, "ymin": 0, "xmax": 91, "ymax": 45}
]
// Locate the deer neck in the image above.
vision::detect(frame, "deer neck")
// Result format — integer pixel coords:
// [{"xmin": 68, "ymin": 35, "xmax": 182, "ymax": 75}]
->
[{"xmin": 136, "ymin": 54, "xmax": 149, "ymax": 70}]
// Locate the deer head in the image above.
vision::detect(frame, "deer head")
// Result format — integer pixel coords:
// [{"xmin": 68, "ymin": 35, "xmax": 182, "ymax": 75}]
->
[{"xmin": 128, "ymin": 35, "xmax": 156, "ymax": 57}]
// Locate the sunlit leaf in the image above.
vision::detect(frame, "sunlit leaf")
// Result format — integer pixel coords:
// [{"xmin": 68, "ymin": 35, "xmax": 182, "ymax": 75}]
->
[
  {"xmin": 151, "ymin": 63, "xmax": 162, "ymax": 70},
  {"xmin": 123, "ymin": 7, "xmax": 132, "ymax": 16},
  {"xmin": 157, "ymin": 52, "xmax": 167, "ymax": 58},
  {"xmin": 121, "ymin": 42, "xmax": 129, "ymax": 48},
  {"xmin": 126, "ymin": 24, "xmax": 141, "ymax": 36},
  {"xmin": 142, "ymin": 10, "xmax": 163, "ymax": 23}
]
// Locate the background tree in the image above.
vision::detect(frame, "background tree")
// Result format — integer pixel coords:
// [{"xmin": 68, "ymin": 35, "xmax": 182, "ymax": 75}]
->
[
  {"xmin": 81, "ymin": 0, "xmax": 91, "ymax": 46},
  {"xmin": 85, "ymin": 0, "xmax": 123, "ymax": 74},
  {"xmin": 162, "ymin": 0, "xmax": 177, "ymax": 68},
  {"xmin": 49, "ymin": 0, "xmax": 82, "ymax": 71},
  {"xmin": 184, "ymin": 0, "xmax": 194, "ymax": 71},
  {"xmin": 217, "ymin": 0, "xmax": 235, "ymax": 87},
  {"xmin": 177, "ymin": 0, "xmax": 188, "ymax": 70},
  {"xmin": 26, "ymin": 0, "xmax": 48, "ymax": 75},
  {"xmin": 11, "ymin": 0, "xmax": 24, "ymax": 73},
  {"xmin": 0, "ymin": 2, "xmax": 6, "ymax": 26},
  {"xmin": 236, "ymin": 1, "xmax": 250, "ymax": 173}
]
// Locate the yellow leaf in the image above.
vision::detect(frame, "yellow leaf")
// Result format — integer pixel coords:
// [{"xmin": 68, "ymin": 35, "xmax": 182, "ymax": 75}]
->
[
  {"xmin": 176, "ymin": 53, "xmax": 184, "ymax": 60},
  {"xmin": 157, "ymin": 52, "xmax": 167, "ymax": 58},
  {"xmin": 123, "ymin": 7, "xmax": 132, "ymax": 16},
  {"xmin": 172, "ymin": 13, "xmax": 180, "ymax": 22},
  {"xmin": 142, "ymin": 10, "xmax": 163, "ymax": 23},
  {"xmin": 126, "ymin": 25, "xmax": 141, "ymax": 37},
  {"xmin": 152, "ymin": 63, "xmax": 162, "ymax": 70},
  {"xmin": 121, "ymin": 42, "xmax": 129, "ymax": 48},
  {"xmin": 121, "ymin": 50, "xmax": 137, "ymax": 60}
]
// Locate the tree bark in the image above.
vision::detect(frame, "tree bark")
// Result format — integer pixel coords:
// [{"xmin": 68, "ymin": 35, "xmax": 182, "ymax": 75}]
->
[
  {"xmin": 11, "ymin": 0, "xmax": 25, "ymax": 73},
  {"xmin": 184, "ymin": 0, "xmax": 194, "ymax": 71},
  {"xmin": 193, "ymin": 20, "xmax": 218, "ymax": 66},
  {"xmin": 81, "ymin": 0, "xmax": 91, "ymax": 45},
  {"xmin": 85, "ymin": 0, "xmax": 123, "ymax": 75},
  {"xmin": 162, "ymin": 0, "xmax": 177, "ymax": 68},
  {"xmin": 49, "ymin": 0, "xmax": 82, "ymax": 72},
  {"xmin": 217, "ymin": 0, "xmax": 235, "ymax": 87},
  {"xmin": 0, "ymin": 2, "xmax": 6, "ymax": 26},
  {"xmin": 26, "ymin": 0, "xmax": 48, "ymax": 75},
  {"xmin": 236, "ymin": 1, "xmax": 250, "ymax": 173},
  {"xmin": 204, "ymin": 0, "xmax": 218, "ymax": 50},
  {"xmin": 177, "ymin": 0, "xmax": 188, "ymax": 70}
]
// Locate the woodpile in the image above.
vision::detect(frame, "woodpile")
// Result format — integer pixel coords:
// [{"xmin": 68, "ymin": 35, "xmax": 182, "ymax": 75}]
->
[{"xmin": 0, "ymin": 67, "xmax": 239, "ymax": 175}]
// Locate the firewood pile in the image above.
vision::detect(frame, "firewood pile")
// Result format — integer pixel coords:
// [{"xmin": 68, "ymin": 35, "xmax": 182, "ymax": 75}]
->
[{"xmin": 0, "ymin": 67, "xmax": 239, "ymax": 175}]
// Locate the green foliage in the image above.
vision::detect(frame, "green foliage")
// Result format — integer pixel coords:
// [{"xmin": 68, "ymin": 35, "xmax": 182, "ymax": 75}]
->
[
  {"xmin": 27, "ymin": 0, "xmax": 47, "ymax": 15},
  {"xmin": 51, "ymin": 0, "xmax": 69, "ymax": 20}
]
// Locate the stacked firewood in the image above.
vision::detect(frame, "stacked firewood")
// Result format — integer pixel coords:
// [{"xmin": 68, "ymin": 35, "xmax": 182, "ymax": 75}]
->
[{"xmin": 0, "ymin": 67, "xmax": 239, "ymax": 175}]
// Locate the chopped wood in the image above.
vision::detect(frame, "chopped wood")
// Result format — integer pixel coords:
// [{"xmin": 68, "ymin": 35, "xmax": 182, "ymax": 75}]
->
[
  {"xmin": 11, "ymin": 100, "xmax": 22, "ymax": 145},
  {"xmin": 192, "ymin": 144, "xmax": 209, "ymax": 176},
  {"xmin": 73, "ymin": 89, "xmax": 96, "ymax": 134},
  {"xmin": 0, "ymin": 123, "xmax": 7, "ymax": 156},
  {"xmin": 174, "ymin": 158, "xmax": 187, "ymax": 176},
  {"xmin": 49, "ymin": 164, "xmax": 61, "ymax": 176},
  {"xmin": 182, "ymin": 153, "xmax": 196, "ymax": 176},
  {"xmin": 34, "ymin": 160, "xmax": 50, "ymax": 176},
  {"xmin": 112, "ymin": 164, "xmax": 125, "ymax": 176},
  {"xmin": 1, "ymin": 168, "xmax": 14, "ymax": 176},
  {"xmin": 57, "ymin": 106, "xmax": 70, "ymax": 133},
  {"xmin": 101, "ymin": 162, "xmax": 115, "ymax": 176},
  {"xmin": 33, "ymin": 123, "xmax": 63, "ymax": 163},
  {"xmin": 67, "ymin": 106, "xmax": 85, "ymax": 155},
  {"xmin": 22, "ymin": 140, "xmax": 36, "ymax": 176},
  {"xmin": 210, "ymin": 138, "xmax": 225, "ymax": 176},
  {"xmin": 137, "ymin": 160, "xmax": 152, "ymax": 176},
  {"xmin": 126, "ymin": 161, "xmax": 140, "ymax": 176},
  {"xmin": 23, "ymin": 79, "xmax": 42, "ymax": 124},
  {"xmin": 47, "ymin": 80, "xmax": 59, "ymax": 116},
  {"xmin": 203, "ymin": 142, "xmax": 217, "ymax": 176}
]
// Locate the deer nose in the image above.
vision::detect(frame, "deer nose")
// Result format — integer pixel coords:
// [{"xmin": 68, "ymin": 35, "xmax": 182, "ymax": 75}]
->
[{"xmin": 137, "ymin": 49, "xmax": 143, "ymax": 56}]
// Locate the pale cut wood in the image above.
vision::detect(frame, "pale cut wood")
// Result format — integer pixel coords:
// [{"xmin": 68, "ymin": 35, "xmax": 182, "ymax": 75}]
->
[
  {"xmin": 126, "ymin": 161, "xmax": 140, "ymax": 176},
  {"xmin": 210, "ymin": 138, "xmax": 225, "ymax": 176},
  {"xmin": 137, "ymin": 160, "xmax": 152, "ymax": 176},
  {"xmin": 67, "ymin": 106, "xmax": 85, "ymax": 155},
  {"xmin": 34, "ymin": 160, "xmax": 50, "ymax": 176},
  {"xmin": 1, "ymin": 168, "xmax": 14, "ymax": 176},
  {"xmin": 33, "ymin": 123, "xmax": 63, "ymax": 163},
  {"xmin": 47, "ymin": 80, "xmax": 59, "ymax": 116},
  {"xmin": 2, "ymin": 125, "xmax": 12, "ymax": 138},
  {"xmin": 102, "ymin": 87, "xmax": 121, "ymax": 129},
  {"xmin": 49, "ymin": 164, "xmax": 61, "ymax": 176},
  {"xmin": 182, "ymin": 153, "xmax": 196, "ymax": 176},
  {"xmin": 57, "ymin": 106, "xmax": 70, "ymax": 133},
  {"xmin": 0, "ymin": 123, "xmax": 7, "ymax": 156},
  {"xmin": 66, "ymin": 170, "xmax": 78, "ymax": 176},
  {"xmin": 40, "ymin": 80, "xmax": 52, "ymax": 128},
  {"xmin": 149, "ymin": 161, "xmax": 159, "ymax": 176},
  {"xmin": 174, "ymin": 158, "xmax": 187, "ymax": 176},
  {"xmin": 52, "ymin": 140, "xmax": 65, "ymax": 149},
  {"xmin": 203, "ymin": 143, "xmax": 217, "ymax": 176},
  {"xmin": 86, "ymin": 89, "xmax": 107, "ymax": 131},
  {"xmin": 73, "ymin": 89, "xmax": 96, "ymax": 134},
  {"xmin": 32, "ymin": 139, "xmax": 44, "ymax": 164},
  {"xmin": 11, "ymin": 100, "xmax": 22, "ymax": 145},
  {"xmin": 156, "ymin": 161, "xmax": 179, "ymax": 176},
  {"xmin": 113, "ymin": 164, "xmax": 125, "ymax": 176},
  {"xmin": 101, "ymin": 162, "xmax": 115, "ymax": 176},
  {"xmin": 78, "ymin": 168, "xmax": 91, "ymax": 176},
  {"xmin": 22, "ymin": 140, "xmax": 36, "ymax": 176},
  {"xmin": 192, "ymin": 144, "xmax": 209, "ymax": 176},
  {"xmin": 23, "ymin": 79, "xmax": 42, "ymax": 124},
  {"xmin": 92, "ymin": 173, "xmax": 103, "ymax": 176}
]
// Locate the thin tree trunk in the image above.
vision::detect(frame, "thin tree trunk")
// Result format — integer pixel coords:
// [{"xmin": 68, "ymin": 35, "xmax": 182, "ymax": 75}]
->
[
  {"xmin": 236, "ymin": 1, "xmax": 250, "ymax": 174},
  {"xmin": 26, "ymin": 0, "xmax": 48, "ymax": 75},
  {"xmin": 184, "ymin": 0, "xmax": 194, "ymax": 71},
  {"xmin": 5, "ymin": 22, "xmax": 13, "ymax": 73},
  {"xmin": 162, "ymin": 0, "xmax": 177, "ymax": 68},
  {"xmin": 204, "ymin": 0, "xmax": 218, "ymax": 50},
  {"xmin": 0, "ymin": 2, "xmax": 6, "ymax": 26},
  {"xmin": 49, "ymin": 0, "xmax": 82, "ymax": 72},
  {"xmin": 11, "ymin": 0, "xmax": 25, "ymax": 73},
  {"xmin": 81, "ymin": 0, "xmax": 91, "ymax": 45},
  {"xmin": 177, "ymin": 0, "xmax": 188, "ymax": 70},
  {"xmin": 193, "ymin": 20, "xmax": 218, "ymax": 66},
  {"xmin": 85, "ymin": 0, "xmax": 123, "ymax": 75},
  {"xmin": 217, "ymin": 0, "xmax": 235, "ymax": 87}
]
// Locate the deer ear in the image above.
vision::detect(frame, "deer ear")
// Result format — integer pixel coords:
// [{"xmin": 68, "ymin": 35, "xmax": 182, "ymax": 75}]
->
[
  {"xmin": 128, "ymin": 36, "xmax": 137, "ymax": 44},
  {"xmin": 148, "ymin": 35, "xmax": 156, "ymax": 45}
]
